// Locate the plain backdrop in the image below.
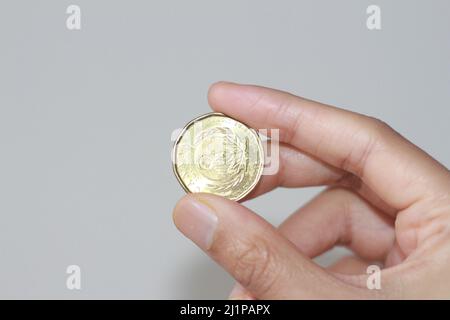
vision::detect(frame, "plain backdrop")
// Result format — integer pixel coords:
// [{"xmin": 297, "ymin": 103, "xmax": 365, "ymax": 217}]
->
[{"xmin": 0, "ymin": 0, "xmax": 449, "ymax": 299}]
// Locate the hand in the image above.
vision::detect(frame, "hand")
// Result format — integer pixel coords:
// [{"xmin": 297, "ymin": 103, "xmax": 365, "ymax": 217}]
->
[{"xmin": 172, "ymin": 82, "xmax": 450, "ymax": 299}]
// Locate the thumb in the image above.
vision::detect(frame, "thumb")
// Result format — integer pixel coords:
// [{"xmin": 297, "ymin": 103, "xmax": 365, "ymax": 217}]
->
[{"xmin": 173, "ymin": 193, "xmax": 370, "ymax": 299}]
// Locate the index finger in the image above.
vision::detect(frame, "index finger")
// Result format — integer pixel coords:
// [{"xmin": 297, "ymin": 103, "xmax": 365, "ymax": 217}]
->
[{"xmin": 208, "ymin": 82, "xmax": 450, "ymax": 210}]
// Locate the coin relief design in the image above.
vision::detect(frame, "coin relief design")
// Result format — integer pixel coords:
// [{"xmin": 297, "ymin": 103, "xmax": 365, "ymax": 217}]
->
[{"xmin": 173, "ymin": 113, "xmax": 264, "ymax": 201}]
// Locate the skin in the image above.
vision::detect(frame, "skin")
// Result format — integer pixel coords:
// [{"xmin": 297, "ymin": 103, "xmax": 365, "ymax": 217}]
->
[{"xmin": 172, "ymin": 82, "xmax": 450, "ymax": 299}]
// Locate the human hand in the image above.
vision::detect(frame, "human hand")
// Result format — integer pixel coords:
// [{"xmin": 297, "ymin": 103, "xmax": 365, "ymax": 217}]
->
[{"xmin": 172, "ymin": 82, "xmax": 450, "ymax": 299}]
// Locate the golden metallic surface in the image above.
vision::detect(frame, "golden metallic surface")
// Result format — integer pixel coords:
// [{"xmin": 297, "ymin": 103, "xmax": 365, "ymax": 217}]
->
[{"xmin": 173, "ymin": 113, "xmax": 264, "ymax": 201}]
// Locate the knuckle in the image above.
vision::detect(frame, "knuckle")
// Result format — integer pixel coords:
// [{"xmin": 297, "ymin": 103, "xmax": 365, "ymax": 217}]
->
[
  {"xmin": 365, "ymin": 116, "xmax": 395, "ymax": 137},
  {"xmin": 339, "ymin": 116, "xmax": 391, "ymax": 178},
  {"xmin": 366, "ymin": 116, "xmax": 389, "ymax": 129},
  {"xmin": 231, "ymin": 236, "xmax": 279, "ymax": 295},
  {"xmin": 269, "ymin": 94, "xmax": 301, "ymax": 143},
  {"xmin": 339, "ymin": 136, "xmax": 377, "ymax": 178}
]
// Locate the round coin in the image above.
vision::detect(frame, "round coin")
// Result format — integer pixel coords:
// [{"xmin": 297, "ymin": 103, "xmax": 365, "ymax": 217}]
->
[{"xmin": 172, "ymin": 112, "xmax": 264, "ymax": 201}]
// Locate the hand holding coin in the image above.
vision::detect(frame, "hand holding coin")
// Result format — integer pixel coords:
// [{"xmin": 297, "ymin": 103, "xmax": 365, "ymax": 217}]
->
[{"xmin": 172, "ymin": 82, "xmax": 450, "ymax": 299}]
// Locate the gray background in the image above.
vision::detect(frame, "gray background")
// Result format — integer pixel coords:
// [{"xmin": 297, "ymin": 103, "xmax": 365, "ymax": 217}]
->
[{"xmin": 0, "ymin": 0, "xmax": 449, "ymax": 299}]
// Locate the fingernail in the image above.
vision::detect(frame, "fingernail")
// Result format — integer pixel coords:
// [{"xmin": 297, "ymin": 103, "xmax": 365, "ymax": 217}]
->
[{"xmin": 173, "ymin": 196, "xmax": 218, "ymax": 250}]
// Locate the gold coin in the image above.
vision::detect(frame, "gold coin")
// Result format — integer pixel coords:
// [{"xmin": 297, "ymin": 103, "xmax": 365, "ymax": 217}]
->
[{"xmin": 172, "ymin": 112, "xmax": 264, "ymax": 201}]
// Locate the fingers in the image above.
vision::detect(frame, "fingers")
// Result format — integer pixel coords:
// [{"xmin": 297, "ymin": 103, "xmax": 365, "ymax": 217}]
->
[
  {"xmin": 229, "ymin": 256, "xmax": 371, "ymax": 299},
  {"xmin": 173, "ymin": 193, "xmax": 371, "ymax": 299},
  {"xmin": 327, "ymin": 256, "xmax": 371, "ymax": 275},
  {"xmin": 228, "ymin": 283, "xmax": 255, "ymax": 300},
  {"xmin": 278, "ymin": 187, "xmax": 396, "ymax": 262},
  {"xmin": 208, "ymin": 82, "xmax": 450, "ymax": 210},
  {"xmin": 243, "ymin": 142, "xmax": 342, "ymax": 200},
  {"xmin": 245, "ymin": 142, "xmax": 396, "ymax": 215},
  {"xmin": 229, "ymin": 187, "xmax": 394, "ymax": 300}
]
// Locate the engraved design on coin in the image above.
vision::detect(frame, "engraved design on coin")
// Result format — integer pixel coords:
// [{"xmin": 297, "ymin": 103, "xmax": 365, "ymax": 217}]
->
[
  {"xmin": 173, "ymin": 113, "xmax": 264, "ymax": 201},
  {"xmin": 193, "ymin": 127, "xmax": 248, "ymax": 194}
]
